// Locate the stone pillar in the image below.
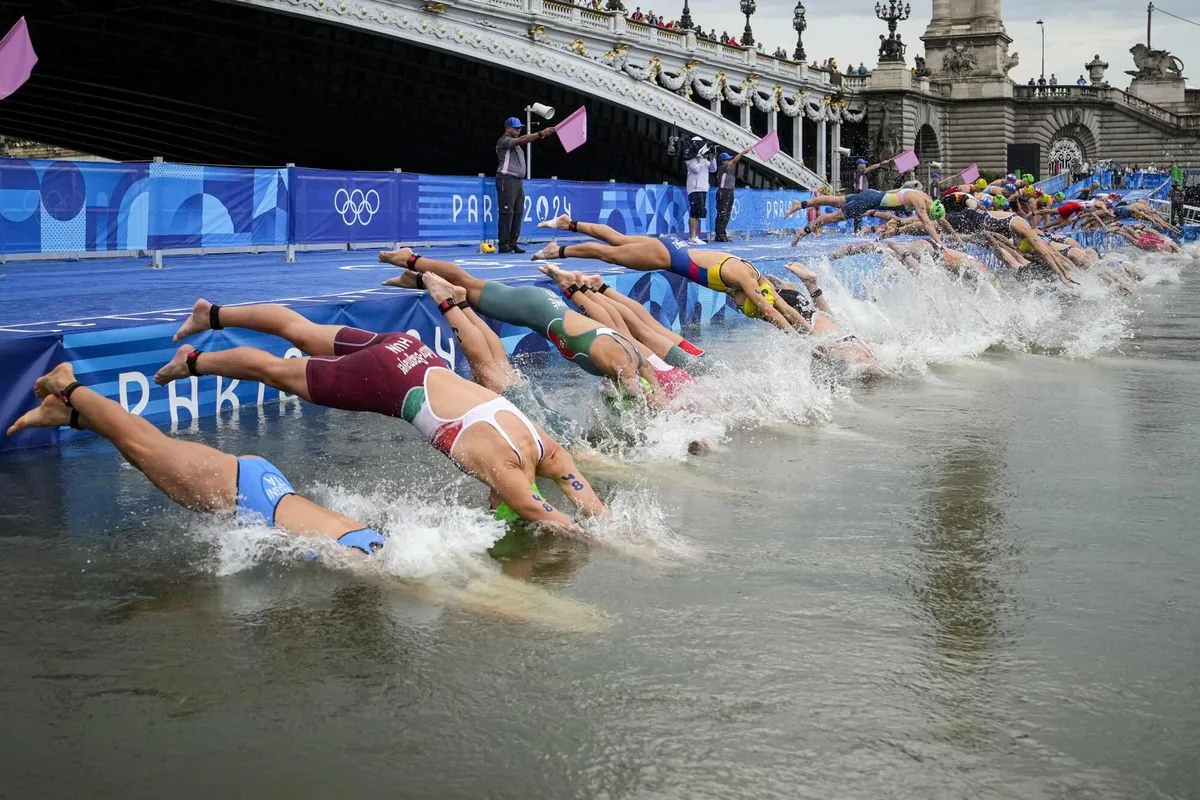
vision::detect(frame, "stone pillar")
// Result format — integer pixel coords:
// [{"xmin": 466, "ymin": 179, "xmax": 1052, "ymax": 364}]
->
[
  {"xmin": 710, "ymin": 97, "xmax": 722, "ymax": 115},
  {"xmin": 816, "ymin": 118, "xmax": 827, "ymax": 184},
  {"xmin": 930, "ymin": 0, "xmax": 952, "ymax": 22},
  {"xmin": 768, "ymin": 109, "xmax": 778, "ymax": 134},
  {"xmin": 831, "ymin": 121, "xmax": 842, "ymax": 189},
  {"xmin": 792, "ymin": 114, "xmax": 803, "ymax": 161},
  {"xmin": 740, "ymin": 104, "xmax": 751, "ymax": 130}
]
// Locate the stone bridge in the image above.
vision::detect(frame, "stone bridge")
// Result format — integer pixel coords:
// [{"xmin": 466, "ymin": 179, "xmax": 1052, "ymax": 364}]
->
[{"xmin": 0, "ymin": 0, "xmax": 866, "ymax": 189}]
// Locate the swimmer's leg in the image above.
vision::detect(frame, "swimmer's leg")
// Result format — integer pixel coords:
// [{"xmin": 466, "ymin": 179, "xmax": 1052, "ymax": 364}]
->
[
  {"xmin": 379, "ymin": 249, "xmax": 488, "ymax": 301},
  {"xmin": 154, "ymin": 344, "xmax": 313, "ymax": 400},
  {"xmin": 589, "ymin": 292, "xmax": 680, "ymax": 358},
  {"xmin": 21, "ymin": 367, "xmax": 238, "ymax": 511},
  {"xmin": 174, "ymin": 300, "xmax": 344, "ymax": 356},
  {"xmin": 439, "ymin": 299, "xmax": 513, "ymax": 393},
  {"xmin": 534, "ymin": 238, "xmax": 671, "ymax": 269},
  {"xmin": 568, "ymin": 219, "xmax": 644, "ymax": 246}
]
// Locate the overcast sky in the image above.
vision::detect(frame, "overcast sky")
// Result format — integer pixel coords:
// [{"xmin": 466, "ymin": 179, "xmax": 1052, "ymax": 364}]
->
[{"xmin": 672, "ymin": 0, "xmax": 1196, "ymax": 87}]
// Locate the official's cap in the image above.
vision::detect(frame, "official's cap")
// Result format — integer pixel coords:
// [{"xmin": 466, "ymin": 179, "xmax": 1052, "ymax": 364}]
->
[{"xmin": 504, "ymin": 116, "xmax": 524, "ymax": 128}]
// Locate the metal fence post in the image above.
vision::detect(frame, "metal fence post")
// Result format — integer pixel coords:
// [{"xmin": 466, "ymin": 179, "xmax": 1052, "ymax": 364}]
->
[
  {"xmin": 284, "ymin": 163, "xmax": 297, "ymax": 263},
  {"xmin": 393, "ymin": 168, "xmax": 403, "ymax": 249},
  {"xmin": 150, "ymin": 156, "xmax": 165, "ymax": 269}
]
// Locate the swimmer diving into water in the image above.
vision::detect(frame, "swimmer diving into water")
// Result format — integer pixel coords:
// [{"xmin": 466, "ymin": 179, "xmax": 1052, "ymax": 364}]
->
[
  {"xmin": 531, "ymin": 215, "xmax": 807, "ymax": 333},
  {"xmin": 378, "ymin": 248, "xmax": 665, "ymax": 409},
  {"xmin": 6, "ymin": 365, "xmax": 386, "ymax": 555},
  {"xmin": 159, "ymin": 299, "xmax": 605, "ymax": 532}
]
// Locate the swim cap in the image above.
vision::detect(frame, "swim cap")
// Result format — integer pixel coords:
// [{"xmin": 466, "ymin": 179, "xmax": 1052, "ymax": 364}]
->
[
  {"xmin": 1004, "ymin": 183, "xmax": 1017, "ymax": 194},
  {"xmin": 493, "ymin": 501, "xmax": 521, "ymax": 523},
  {"xmin": 1040, "ymin": 195, "xmax": 1053, "ymax": 206},
  {"xmin": 742, "ymin": 280, "xmax": 777, "ymax": 318},
  {"xmin": 1054, "ymin": 191, "xmax": 1066, "ymax": 201},
  {"xmin": 605, "ymin": 376, "xmax": 655, "ymax": 412},
  {"xmin": 994, "ymin": 195, "xmax": 1009, "ymax": 209},
  {"xmin": 1018, "ymin": 238, "xmax": 1035, "ymax": 255},
  {"xmin": 980, "ymin": 194, "xmax": 994, "ymax": 208},
  {"xmin": 1023, "ymin": 173, "xmax": 1035, "ymax": 183},
  {"xmin": 928, "ymin": 199, "xmax": 946, "ymax": 220},
  {"xmin": 1024, "ymin": 186, "xmax": 1036, "ymax": 196},
  {"xmin": 1033, "ymin": 187, "xmax": 1045, "ymax": 197},
  {"xmin": 480, "ymin": 242, "xmax": 497, "ymax": 254},
  {"xmin": 1006, "ymin": 173, "xmax": 1016, "ymax": 181},
  {"xmin": 975, "ymin": 178, "xmax": 988, "ymax": 190}
]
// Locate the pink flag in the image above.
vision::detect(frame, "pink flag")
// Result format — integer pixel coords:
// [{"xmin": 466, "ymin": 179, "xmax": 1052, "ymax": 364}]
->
[
  {"xmin": 960, "ymin": 164, "xmax": 980, "ymax": 184},
  {"xmin": 753, "ymin": 131, "xmax": 780, "ymax": 161},
  {"xmin": 891, "ymin": 149, "xmax": 920, "ymax": 174},
  {"xmin": 555, "ymin": 106, "xmax": 588, "ymax": 153},
  {"xmin": 0, "ymin": 17, "xmax": 37, "ymax": 101}
]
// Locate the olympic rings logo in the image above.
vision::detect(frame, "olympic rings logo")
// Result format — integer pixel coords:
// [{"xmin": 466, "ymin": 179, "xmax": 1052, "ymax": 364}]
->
[
  {"xmin": 731, "ymin": 199, "xmax": 742, "ymax": 221},
  {"xmin": 334, "ymin": 188, "xmax": 381, "ymax": 226}
]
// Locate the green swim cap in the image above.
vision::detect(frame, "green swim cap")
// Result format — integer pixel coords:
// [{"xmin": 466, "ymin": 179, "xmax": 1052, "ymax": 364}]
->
[
  {"xmin": 994, "ymin": 195, "xmax": 1009, "ymax": 209},
  {"xmin": 1054, "ymin": 191, "xmax": 1066, "ymax": 201},
  {"xmin": 1023, "ymin": 173, "xmax": 1035, "ymax": 183},
  {"xmin": 605, "ymin": 375, "xmax": 654, "ymax": 412},
  {"xmin": 928, "ymin": 199, "xmax": 946, "ymax": 220},
  {"xmin": 493, "ymin": 482, "xmax": 548, "ymax": 522}
]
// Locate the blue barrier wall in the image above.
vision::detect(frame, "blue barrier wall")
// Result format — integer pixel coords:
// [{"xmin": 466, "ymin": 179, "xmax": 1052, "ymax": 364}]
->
[{"xmin": 1, "ymin": 157, "xmax": 812, "ymax": 257}]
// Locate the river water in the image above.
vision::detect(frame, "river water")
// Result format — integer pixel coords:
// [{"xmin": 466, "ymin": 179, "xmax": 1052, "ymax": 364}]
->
[{"xmin": 1, "ymin": 244, "xmax": 1198, "ymax": 798}]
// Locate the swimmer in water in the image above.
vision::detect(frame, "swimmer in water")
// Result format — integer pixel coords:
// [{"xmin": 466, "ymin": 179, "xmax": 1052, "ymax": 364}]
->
[
  {"xmin": 785, "ymin": 188, "xmax": 946, "ymax": 245},
  {"xmin": 6, "ymin": 365, "xmax": 386, "ymax": 555},
  {"xmin": 771, "ymin": 263, "xmax": 887, "ymax": 377},
  {"xmin": 831, "ymin": 240, "xmax": 989, "ymax": 279},
  {"xmin": 531, "ymin": 215, "xmax": 806, "ymax": 332},
  {"xmin": 159, "ymin": 299, "xmax": 606, "ymax": 532},
  {"xmin": 378, "ymin": 248, "xmax": 664, "ymax": 409}
]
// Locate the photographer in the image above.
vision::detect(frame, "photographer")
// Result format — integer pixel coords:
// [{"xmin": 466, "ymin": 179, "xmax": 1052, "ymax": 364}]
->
[{"xmin": 684, "ymin": 137, "xmax": 717, "ymax": 244}]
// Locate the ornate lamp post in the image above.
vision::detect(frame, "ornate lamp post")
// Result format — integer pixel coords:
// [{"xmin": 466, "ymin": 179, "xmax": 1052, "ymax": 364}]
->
[
  {"xmin": 739, "ymin": 0, "xmax": 756, "ymax": 48},
  {"xmin": 874, "ymin": 0, "xmax": 910, "ymax": 62},
  {"xmin": 792, "ymin": 1, "xmax": 806, "ymax": 62},
  {"xmin": 679, "ymin": 0, "xmax": 693, "ymax": 30}
]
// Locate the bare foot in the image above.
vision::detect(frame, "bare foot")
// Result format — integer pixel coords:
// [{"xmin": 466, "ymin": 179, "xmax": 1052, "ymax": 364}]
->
[
  {"xmin": 536, "ymin": 263, "xmax": 571, "ymax": 285},
  {"xmin": 33, "ymin": 363, "xmax": 77, "ymax": 399},
  {"xmin": 537, "ymin": 214, "xmax": 572, "ymax": 231},
  {"xmin": 687, "ymin": 440, "xmax": 710, "ymax": 456},
  {"xmin": 783, "ymin": 262, "xmax": 819, "ymax": 290},
  {"xmin": 790, "ymin": 228, "xmax": 808, "ymax": 247},
  {"xmin": 382, "ymin": 270, "xmax": 424, "ymax": 289},
  {"xmin": 581, "ymin": 273, "xmax": 605, "ymax": 290},
  {"xmin": 422, "ymin": 273, "xmax": 458, "ymax": 305},
  {"xmin": 154, "ymin": 344, "xmax": 196, "ymax": 386},
  {"xmin": 378, "ymin": 248, "xmax": 414, "ymax": 267},
  {"xmin": 531, "ymin": 241, "xmax": 561, "ymax": 262},
  {"xmin": 173, "ymin": 298, "xmax": 213, "ymax": 342},
  {"xmin": 6, "ymin": 395, "xmax": 72, "ymax": 436}
]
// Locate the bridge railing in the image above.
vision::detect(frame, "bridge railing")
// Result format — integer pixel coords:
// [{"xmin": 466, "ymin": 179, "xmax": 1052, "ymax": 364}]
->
[
  {"xmin": 1013, "ymin": 83, "xmax": 1197, "ymax": 129},
  {"xmin": 0, "ymin": 157, "xmax": 815, "ymax": 262}
]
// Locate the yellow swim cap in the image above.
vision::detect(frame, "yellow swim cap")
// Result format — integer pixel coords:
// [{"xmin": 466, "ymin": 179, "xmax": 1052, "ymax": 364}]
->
[
  {"xmin": 1018, "ymin": 238, "xmax": 1035, "ymax": 255},
  {"xmin": 480, "ymin": 242, "xmax": 497, "ymax": 254},
  {"xmin": 742, "ymin": 280, "xmax": 777, "ymax": 318},
  {"xmin": 975, "ymin": 178, "xmax": 988, "ymax": 190}
]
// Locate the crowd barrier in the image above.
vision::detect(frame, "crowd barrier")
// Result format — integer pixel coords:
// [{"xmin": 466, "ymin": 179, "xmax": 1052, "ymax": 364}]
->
[{"xmin": 0, "ymin": 157, "xmax": 817, "ymax": 259}]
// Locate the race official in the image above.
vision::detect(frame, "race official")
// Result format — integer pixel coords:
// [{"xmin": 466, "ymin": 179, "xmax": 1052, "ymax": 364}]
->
[{"xmin": 496, "ymin": 116, "xmax": 556, "ymax": 254}]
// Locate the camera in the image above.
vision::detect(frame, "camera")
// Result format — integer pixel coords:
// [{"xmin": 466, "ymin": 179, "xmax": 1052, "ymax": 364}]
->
[{"xmin": 681, "ymin": 136, "xmax": 711, "ymax": 161}]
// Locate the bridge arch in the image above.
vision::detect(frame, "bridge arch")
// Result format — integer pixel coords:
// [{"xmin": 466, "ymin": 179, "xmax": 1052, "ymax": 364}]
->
[
  {"xmin": 913, "ymin": 124, "xmax": 942, "ymax": 176},
  {"xmin": 1047, "ymin": 120, "xmax": 1097, "ymax": 176}
]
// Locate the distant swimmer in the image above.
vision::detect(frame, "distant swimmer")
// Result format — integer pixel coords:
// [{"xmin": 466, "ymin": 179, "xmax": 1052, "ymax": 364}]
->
[
  {"xmin": 160, "ymin": 299, "xmax": 606, "ymax": 532},
  {"xmin": 785, "ymin": 188, "xmax": 946, "ymax": 245},
  {"xmin": 6, "ymin": 365, "xmax": 386, "ymax": 555},
  {"xmin": 379, "ymin": 248, "xmax": 664, "ymax": 409},
  {"xmin": 531, "ymin": 215, "xmax": 807, "ymax": 333}
]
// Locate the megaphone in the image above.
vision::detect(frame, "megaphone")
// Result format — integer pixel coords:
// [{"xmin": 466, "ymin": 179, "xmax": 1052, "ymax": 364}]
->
[
  {"xmin": 837, "ymin": 146, "xmax": 852, "ymax": 156},
  {"xmin": 528, "ymin": 103, "xmax": 556, "ymax": 121}
]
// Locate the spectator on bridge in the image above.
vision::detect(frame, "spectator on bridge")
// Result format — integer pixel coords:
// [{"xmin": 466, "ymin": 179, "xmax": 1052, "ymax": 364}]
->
[
  {"xmin": 646, "ymin": 10, "xmax": 657, "ymax": 25},
  {"xmin": 1170, "ymin": 183, "xmax": 1186, "ymax": 227},
  {"xmin": 714, "ymin": 146, "xmax": 753, "ymax": 242},
  {"xmin": 707, "ymin": 29, "xmax": 717, "ymax": 40},
  {"xmin": 631, "ymin": 6, "xmax": 644, "ymax": 21},
  {"xmin": 1049, "ymin": 73, "xmax": 1058, "ymax": 86},
  {"xmin": 1037, "ymin": 75, "xmax": 1047, "ymax": 93},
  {"xmin": 720, "ymin": 31, "xmax": 729, "ymax": 44},
  {"xmin": 495, "ymin": 115, "xmax": 556, "ymax": 254},
  {"xmin": 1077, "ymin": 75, "xmax": 1088, "ymax": 86},
  {"xmin": 1027, "ymin": 77, "xmax": 1036, "ymax": 87},
  {"xmin": 684, "ymin": 138, "xmax": 717, "ymax": 244}
]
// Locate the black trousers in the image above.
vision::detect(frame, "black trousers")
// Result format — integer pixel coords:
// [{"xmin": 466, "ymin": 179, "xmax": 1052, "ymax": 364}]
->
[
  {"xmin": 496, "ymin": 175, "xmax": 525, "ymax": 249},
  {"xmin": 715, "ymin": 188, "xmax": 735, "ymax": 240},
  {"xmin": 1171, "ymin": 203, "xmax": 1184, "ymax": 226}
]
